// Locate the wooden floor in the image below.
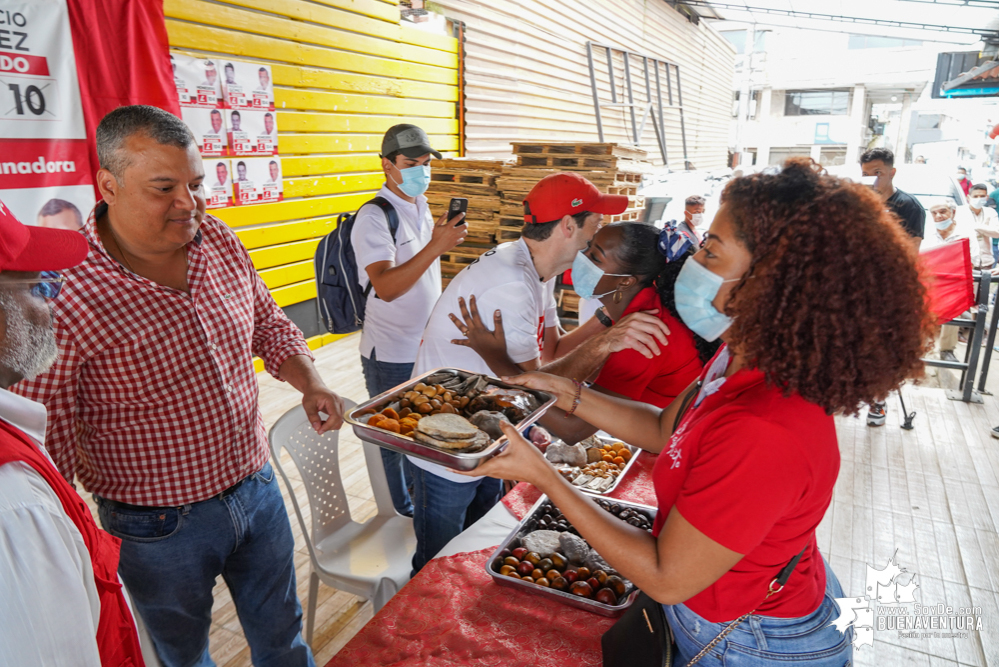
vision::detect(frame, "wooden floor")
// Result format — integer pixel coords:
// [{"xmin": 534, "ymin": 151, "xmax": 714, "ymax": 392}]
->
[{"xmin": 87, "ymin": 333, "xmax": 999, "ymax": 666}]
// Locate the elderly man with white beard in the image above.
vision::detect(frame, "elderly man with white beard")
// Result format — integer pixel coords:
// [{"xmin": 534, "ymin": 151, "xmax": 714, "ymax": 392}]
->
[{"xmin": 0, "ymin": 201, "xmax": 147, "ymax": 666}]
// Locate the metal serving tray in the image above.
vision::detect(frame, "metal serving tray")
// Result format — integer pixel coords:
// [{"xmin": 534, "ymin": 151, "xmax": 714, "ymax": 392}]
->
[
  {"xmin": 346, "ymin": 368, "xmax": 556, "ymax": 471},
  {"xmin": 552, "ymin": 436, "xmax": 642, "ymax": 497},
  {"xmin": 486, "ymin": 495, "xmax": 658, "ymax": 617}
]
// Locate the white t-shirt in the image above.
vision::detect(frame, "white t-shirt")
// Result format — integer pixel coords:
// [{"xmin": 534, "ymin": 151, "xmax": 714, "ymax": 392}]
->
[
  {"xmin": 410, "ymin": 238, "xmax": 558, "ymax": 482},
  {"xmin": 955, "ymin": 205, "xmax": 999, "ymax": 269},
  {"xmin": 351, "ymin": 185, "xmax": 441, "ymax": 363}
]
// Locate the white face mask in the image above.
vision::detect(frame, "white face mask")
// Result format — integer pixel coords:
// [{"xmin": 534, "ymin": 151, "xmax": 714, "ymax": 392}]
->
[
  {"xmin": 690, "ymin": 212, "xmax": 704, "ymax": 226},
  {"xmin": 859, "ymin": 175, "xmax": 877, "ymax": 187},
  {"xmin": 970, "ymin": 197, "xmax": 987, "ymax": 209}
]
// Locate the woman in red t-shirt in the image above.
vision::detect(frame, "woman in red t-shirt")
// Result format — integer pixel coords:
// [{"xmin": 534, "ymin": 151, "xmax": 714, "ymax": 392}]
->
[{"xmin": 458, "ymin": 160, "xmax": 933, "ymax": 665}]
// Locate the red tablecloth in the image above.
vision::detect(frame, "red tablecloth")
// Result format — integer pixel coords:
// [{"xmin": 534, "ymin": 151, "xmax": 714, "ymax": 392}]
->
[
  {"xmin": 324, "ymin": 547, "xmax": 615, "ymax": 667},
  {"xmin": 502, "ymin": 450, "xmax": 658, "ymax": 520}
]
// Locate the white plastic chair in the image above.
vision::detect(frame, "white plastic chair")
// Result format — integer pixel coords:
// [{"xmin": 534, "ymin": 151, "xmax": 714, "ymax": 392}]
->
[{"xmin": 268, "ymin": 401, "xmax": 416, "ymax": 644}]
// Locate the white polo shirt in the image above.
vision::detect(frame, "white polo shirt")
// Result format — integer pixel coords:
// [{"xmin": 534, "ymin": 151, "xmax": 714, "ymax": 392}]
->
[
  {"xmin": 955, "ymin": 205, "xmax": 999, "ymax": 269},
  {"xmin": 410, "ymin": 238, "xmax": 558, "ymax": 482},
  {"xmin": 351, "ymin": 185, "xmax": 441, "ymax": 363}
]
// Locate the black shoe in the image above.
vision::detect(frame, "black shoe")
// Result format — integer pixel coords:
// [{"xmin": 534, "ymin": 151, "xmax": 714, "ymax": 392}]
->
[
  {"xmin": 867, "ymin": 402, "xmax": 887, "ymax": 427},
  {"xmin": 991, "ymin": 426, "xmax": 999, "ymax": 440},
  {"xmin": 940, "ymin": 350, "xmax": 959, "ymax": 363}
]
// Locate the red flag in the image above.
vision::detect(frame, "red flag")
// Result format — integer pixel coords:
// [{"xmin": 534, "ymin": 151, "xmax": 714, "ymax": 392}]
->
[
  {"xmin": 66, "ymin": 0, "xmax": 180, "ymax": 196},
  {"xmin": 919, "ymin": 239, "xmax": 975, "ymax": 323}
]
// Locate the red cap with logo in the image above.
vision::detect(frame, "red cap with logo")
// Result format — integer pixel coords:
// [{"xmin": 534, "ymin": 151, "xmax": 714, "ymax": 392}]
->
[
  {"xmin": 522, "ymin": 172, "xmax": 629, "ymax": 224},
  {"xmin": 0, "ymin": 199, "xmax": 89, "ymax": 272}
]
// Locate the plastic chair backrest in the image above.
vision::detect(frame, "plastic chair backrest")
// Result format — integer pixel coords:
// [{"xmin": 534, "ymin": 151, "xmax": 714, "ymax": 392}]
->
[
  {"xmin": 269, "ymin": 401, "xmax": 357, "ymax": 548},
  {"xmin": 361, "ymin": 441, "xmax": 399, "ymax": 518}
]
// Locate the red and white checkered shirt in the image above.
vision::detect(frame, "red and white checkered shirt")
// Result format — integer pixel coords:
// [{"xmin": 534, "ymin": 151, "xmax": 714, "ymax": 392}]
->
[{"xmin": 13, "ymin": 203, "xmax": 313, "ymax": 506}]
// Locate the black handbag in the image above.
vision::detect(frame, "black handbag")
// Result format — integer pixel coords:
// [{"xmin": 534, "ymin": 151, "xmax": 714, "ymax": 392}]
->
[{"xmin": 601, "ymin": 546, "xmax": 807, "ymax": 667}]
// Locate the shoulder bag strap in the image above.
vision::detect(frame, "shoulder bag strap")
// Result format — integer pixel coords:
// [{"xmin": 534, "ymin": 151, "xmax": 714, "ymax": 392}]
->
[{"xmin": 360, "ymin": 197, "xmax": 399, "ymax": 299}]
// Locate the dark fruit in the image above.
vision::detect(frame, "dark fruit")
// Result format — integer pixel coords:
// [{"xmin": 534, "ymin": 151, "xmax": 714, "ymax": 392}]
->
[
  {"xmin": 605, "ymin": 575, "xmax": 627, "ymax": 597},
  {"xmin": 537, "ymin": 558, "xmax": 554, "ymax": 572},
  {"xmin": 517, "ymin": 561, "xmax": 535, "ymax": 576},
  {"xmin": 595, "ymin": 588, "xmax": 619, "ymax": 605},
  {"xmin": 500, "ymin": 565, "xmax": 517, "ymax": 576},
  {"xmin": 524, "ymin": 552, "xmax": 542, "ymax": 566},
  {"xmin": 576, "ymin": 567, "xmax": 591, "ymax": 580},
  {"xmin": 503, "ymin": 556, "xmax": 520, "ymax": 567},
  {"xmin": 586, "ymin": 577, "xmax": 601, "ymax": 590},
  {"xmin": 499, "ymin": 549, "xmax": 512, "ymax": 559},
  {"xmin": 535, "ymin": 577, "xmax": 550, "ymax": 587},
  {"xmin": 570, "ymin": 581, "xmax": 594, "ymax": 598},
  {"xmin": 593, "ymin": 570, "xmax": 609, "ymax": 585},
  {"xmin": 550, "ymin": 553, "xmax": 568, "ymax": 570},
  {"xmin": 563, "ymin": 570, "xmax": 579, "ymax": 584},
  {"xmin": 512, "ymin": 547, "xmax": 528, "ymax": 560},
  {"xmin": 550, "ymin": 576, "xmax": 568, "ymax": 591}
]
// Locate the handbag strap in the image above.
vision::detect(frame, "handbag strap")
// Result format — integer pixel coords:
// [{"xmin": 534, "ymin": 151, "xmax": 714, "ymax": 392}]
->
[{"xmin": 683, "ymin": 544, "xmax": 809, "ymax": 667}]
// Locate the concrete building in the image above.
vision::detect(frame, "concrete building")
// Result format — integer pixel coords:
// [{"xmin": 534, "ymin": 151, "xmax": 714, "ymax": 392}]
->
[{"xmin": 717, "ymin": 24, "xmax": 937, "ymax": 167}]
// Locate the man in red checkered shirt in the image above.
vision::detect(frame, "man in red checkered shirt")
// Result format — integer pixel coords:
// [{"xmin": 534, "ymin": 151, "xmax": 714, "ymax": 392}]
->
[{"xmin": 15, "ymin": 106, "xmax": 344, "ymax": 667}]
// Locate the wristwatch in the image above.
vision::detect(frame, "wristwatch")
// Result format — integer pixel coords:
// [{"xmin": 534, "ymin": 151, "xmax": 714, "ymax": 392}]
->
[{"xmin": 594, "ymin": 306, "xmax": 613, "ymax": 328}]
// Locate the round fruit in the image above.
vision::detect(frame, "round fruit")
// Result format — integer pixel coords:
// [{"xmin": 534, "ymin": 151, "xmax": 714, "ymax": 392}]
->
[
  {"xmin": 517, "ymin": 561, "xmax": 535, "ymax": 576},
  {"xmin": 504, "ymin": 571, "xmax": 521, "ymax": 579},
  {"xmin": 586, "ymin": 577, "xmax": 601, "ymax": 591},
  {"xmin": 570, "ymin": 581, "xmax": 594, "ymax": 598},
  {"xmin": 604, "ymin": 575, "xmax": 627, "ymax": 597},
  {"xmin": 532, "ymin": 568, "xmax": 545, "ymax": 580},
  {"xmin": 535, "ymin": 577, "xmax": 550, "ymax": 587},
  {"xmin": 503, "ymin": 556, "xmax": 520, "ymax": 567},
  {"xmin": 563, "ymin": 570, "xmax": 579, "ymax": 584},
  {"xmin": 593, "ymin": 570, "xmax": 609, "ymax": 585},
  {"xmin": 550, "ymin": 576, "xmax": 568, "ymax": 591},
  {"xmin": 499, "ymin": 565, "xmax": 516, "ymax": 576},
  {"xmin": 595, "ymin": 588, "xmax": 619, "ymax": 605},
  {"xmin": 524, "ymin": 552, "xmax": 542, "ymax": 566},
  {"xmin": 499, "ymin": 549, "xmax": 512, "ymax": 559},
  {"xmin": 512, "ymin": 547, "xmax": 528, "ymax": 559},
  {"xmin": 550, "ymin": 553, "xmax": 568, "ymax": 570},
  {"xmin": 576, "ymin": 567, "xmax": 591, "ymax": 580},
  {"xmin": 537, "ymin": 558, "xmax": 554, "ymax": 572}
]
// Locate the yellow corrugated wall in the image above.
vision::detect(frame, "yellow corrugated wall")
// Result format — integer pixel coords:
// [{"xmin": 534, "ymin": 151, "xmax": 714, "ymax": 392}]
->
[{"xmin": 162, "ymin": 0, "xmax": 460, "ymax": 368}]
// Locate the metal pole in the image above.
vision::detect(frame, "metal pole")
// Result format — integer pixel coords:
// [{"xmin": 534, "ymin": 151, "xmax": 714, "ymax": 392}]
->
[
  {"xmin": 674, "ymin": 65, "xmax": 691, "ymax": 169},
  {"xmin": 623, "ymin": 51, "xmax": 639, "ymax": 145},
  {"xmin": 654, "ymin": 61, "xmax": 668, "ymax": 165},
  {"xmin": 587, "ymin": 42, "xmax": 605, "ymax": 143},
  {"xmin": 961, "ymin": 272, "xmax": 990, "ymax": 402},
  {"xmin": 977, "ymin": 288, "xmax": 999, "ymax": 393},
  {"xmin": 606, "ymin": 46, "xmax": 617, "ymax": 105}
]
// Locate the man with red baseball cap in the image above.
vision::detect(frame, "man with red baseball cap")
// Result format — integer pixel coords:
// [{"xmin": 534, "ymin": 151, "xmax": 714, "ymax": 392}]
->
[
  {"xmin": 404, "ymin": 172, "xmax": 628, "ymax": 574},
  {"xmin": 0, "ymin": 200, "xmax": 148, "ymax": 665}
]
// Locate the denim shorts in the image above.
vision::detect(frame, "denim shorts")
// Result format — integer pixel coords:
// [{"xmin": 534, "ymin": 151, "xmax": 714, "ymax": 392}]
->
[{"xmin": 663, "ymin": 557, "xmax": 853, "ymax": 666}]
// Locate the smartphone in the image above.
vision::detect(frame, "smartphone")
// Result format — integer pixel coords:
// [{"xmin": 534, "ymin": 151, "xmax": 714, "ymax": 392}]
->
[{"xmin": 448, "ymin": 197, "xmax": 468, "ymax": 225}]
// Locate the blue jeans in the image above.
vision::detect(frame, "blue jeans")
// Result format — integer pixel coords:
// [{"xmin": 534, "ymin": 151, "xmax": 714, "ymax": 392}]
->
[
  {"xmin": 408, "ymin": 459, "xmax": 503, "ymax": 575},
  {"xmin": 664, "ymin": 556, "xmax": 853, "ymax": 666},
  {"xmin": 96, "ymin": 463, "xmax": 314, "ymax": 667},
  {"xmin": 360, "ymin": 349, "xmax": 415, "ymax": 517}
]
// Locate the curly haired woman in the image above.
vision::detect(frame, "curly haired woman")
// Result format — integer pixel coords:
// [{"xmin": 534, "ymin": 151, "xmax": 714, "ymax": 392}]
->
[{"xmin": 456, "ymin": 159, "xmax": 934, "ymax": 665}]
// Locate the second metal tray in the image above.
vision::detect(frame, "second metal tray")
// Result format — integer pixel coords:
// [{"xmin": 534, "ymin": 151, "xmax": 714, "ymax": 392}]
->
[
  {"xmin": 547, "ymin": 436, "xmax": 642, "ymax": 496},
  {"xmin": 346, "ymin": 367, "xmax": 556, "ymax": 471}
]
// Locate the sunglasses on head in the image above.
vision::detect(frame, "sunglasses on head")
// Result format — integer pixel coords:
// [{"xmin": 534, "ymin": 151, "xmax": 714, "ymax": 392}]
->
[{"xmin": 2, "ymin": 271, "xmax": 67, "ymax": 299}]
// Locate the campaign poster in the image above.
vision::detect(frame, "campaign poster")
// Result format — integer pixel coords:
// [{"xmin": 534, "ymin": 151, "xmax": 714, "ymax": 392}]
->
[
  {"xmin": 221, "ymin": 60, "xmax": 274, "ymax": 111},
  {"xmin": 232, "ymin": 157, "xmax": 283, "ymax": 206},
  {"xmin": 0, "ymin": 0, "xmax": 96, "ymax": 227},
  {"xmin": 172, "ymin": 53, "xmax": 223, "ymax": 109},
  {"xmin": 181, "ymin": 106, "xmax": 228, "ymax": 156},
  {"xmin": 227, "ymin": 109, "xmax": 277, "ymax": 156},
  {"xmin": 204, "ymin": 158, "xmax": 233, "ymax": 209}
]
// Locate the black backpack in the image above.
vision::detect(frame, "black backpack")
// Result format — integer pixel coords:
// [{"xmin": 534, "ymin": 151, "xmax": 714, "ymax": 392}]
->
[{"xmin": 314, "ymin": 197, "xmax": 399, "ymax": 334}]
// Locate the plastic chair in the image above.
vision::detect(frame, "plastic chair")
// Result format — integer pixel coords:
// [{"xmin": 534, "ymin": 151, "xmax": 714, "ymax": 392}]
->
[{"xmin": 268, "ymin": 401, "xmax": 416, "ymax": 644}]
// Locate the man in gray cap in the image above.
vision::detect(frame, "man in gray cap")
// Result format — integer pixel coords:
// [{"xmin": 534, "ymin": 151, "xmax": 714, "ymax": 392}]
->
[{"xmin": 350, "ymin": 124, "xmax": 466, "ymax": 516}]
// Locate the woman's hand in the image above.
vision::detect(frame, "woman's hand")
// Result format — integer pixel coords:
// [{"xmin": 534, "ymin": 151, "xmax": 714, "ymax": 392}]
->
[
  {"xmin": 453, "ymin": 420, "xmax": 556, "ymax": 487},
  {"xmin": 501, "ymin": 371, "xmax": 578, "ymax": 411},
  {"xmin": 598, "ymin": 310, "xmax": 670, "ymax": 359},
  {"xmin": 449, "ymin": 295, "xmax": 508, "ymax": 360}
]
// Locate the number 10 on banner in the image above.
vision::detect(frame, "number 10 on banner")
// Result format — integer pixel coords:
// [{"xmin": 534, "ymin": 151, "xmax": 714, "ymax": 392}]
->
[{"xmin": 0, "ymin": 75, "xmax": 61, "ymax": 120}]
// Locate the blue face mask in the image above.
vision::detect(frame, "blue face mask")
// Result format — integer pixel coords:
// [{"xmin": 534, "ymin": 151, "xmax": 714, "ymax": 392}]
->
[
  {"xmin": 391, "ymin": 164, "xmax": 431, "ymax": 197},
  {"xmin": 673, "ymin": 258, "xmax": 740, "ymax": 342},
  {"xmin": 571, "ymin": 251, "xmax": 628, "ymax": 300},
  {"xmin": 935, "ymin": 217, "xmax": 954, "ymax": 230}
]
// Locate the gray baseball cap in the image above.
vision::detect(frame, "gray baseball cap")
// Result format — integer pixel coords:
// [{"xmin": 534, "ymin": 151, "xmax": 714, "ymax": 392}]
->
[{"xmin": 381, "ymin": 124, "xmax": 442, "ymax": 159}]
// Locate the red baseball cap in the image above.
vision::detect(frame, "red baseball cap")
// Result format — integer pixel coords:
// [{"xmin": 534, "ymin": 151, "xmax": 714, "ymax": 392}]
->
[
  {"xmin": 0, "ymin": 199, "xmax": 88, "ymax": 272},
  {"xmin": 523, "ymin": 172, "xmax": 629, "ymax": 224}
]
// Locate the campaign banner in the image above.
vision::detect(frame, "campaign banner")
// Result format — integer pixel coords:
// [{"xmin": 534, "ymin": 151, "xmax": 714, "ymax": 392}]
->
[
  {"xmin": 172, "ymin": 53, "xmax": 223, "ymax": 109},
  {"xmin": 232, "ymin": 157, "xmax": 282, "ymax": 206},
  {"xmin": 0, "ymin": 0, "xmax": 95, "ymax": 227},
  {"xmin": 227, "ymin": 109, "xmax": 277, "ymax": 156},
  {"xmin": 204, "ymin": 158, "xmax": 233, "ymax": 209},
  {"xmin": 221, "ymin": 60, "xmax": 274, "ymax": 111},
  {"xmin": 182, "ymin": 106, "xmax": 228, "ymax": 156}
]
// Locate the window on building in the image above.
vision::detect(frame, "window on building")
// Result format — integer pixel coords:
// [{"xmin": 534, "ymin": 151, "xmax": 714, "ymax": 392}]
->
[
  {"xmin": 768, "ymin": 147, "xmax": 811, "ymax": 166},
  {"xmin": 720, "ymin": 30, "xmax": 767, "ymax": 54},
  {"xmin": 819, "ymin": 147, "xmax": 848, "ymax": 166},
  {"xmin": 916, "ymin": 114, "xmax": 941, "ymax": 130},
  {"xmin": 784, "ymin": 90, "xmax": 850, "ymax": 116},
  {"xmin": 732, "ymin": 90, "xmax": 759, "ymax": 119},
  {"xmin": 847, "ymin": 34, "xmax": 923, "ymax": 49}
]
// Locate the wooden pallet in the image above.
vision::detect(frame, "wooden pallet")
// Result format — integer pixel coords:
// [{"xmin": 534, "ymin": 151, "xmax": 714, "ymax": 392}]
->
[
  {"xmin": 427, "ymin": 182, "xmax": 498, "ymax": 197},
  {"xmin": 496, "ymin": 226, "xmax": 522, "ymax": 242},
  {"xmin": 558, "ymin": 288, "xmax": 581, "ymax": 315},
  {"xmin": 607, "ymin": 209, "xmax": 644, "ymax": 223},
  {"xmin": 433, "ymin": 158, "xmax": 509, "ymax": 172},
  {"xmin": 517, "ymin": 154, "xmax": 619, "ymax": 169},
  {"xmin": 511, "ymin": 142, "xmax": 648, "ymax": 161},
  {"xmin": 431, "ymin": 169, "xmax": 499, "ymax": 185},
  {"xmin": 426, "ymin": 193, "xmax": 502, "ymax": 211}
]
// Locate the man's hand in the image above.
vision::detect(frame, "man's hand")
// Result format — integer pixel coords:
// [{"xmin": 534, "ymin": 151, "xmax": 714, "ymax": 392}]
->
[
  {"xmin": 429, "ymin": 209, "xmax": 466, "ymax": 255},
  {"xmin": 597, "ymin": 310, "xmax": 670, "ymax": 359},
  {"xmin": 449, "ymin": 295, "xmax": 508, "ymax": 360},
  {"xmin": 301, "ymin": 385, "xmax": 346, "ymax": 434}
]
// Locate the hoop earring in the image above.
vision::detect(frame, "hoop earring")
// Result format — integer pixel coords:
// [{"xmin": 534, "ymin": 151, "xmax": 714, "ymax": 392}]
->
[{"xmin": 613, "ymin": 290, "xmax": 624, "ymax": 304}]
